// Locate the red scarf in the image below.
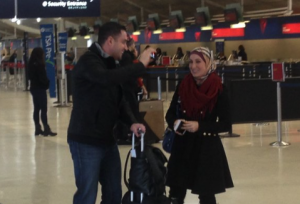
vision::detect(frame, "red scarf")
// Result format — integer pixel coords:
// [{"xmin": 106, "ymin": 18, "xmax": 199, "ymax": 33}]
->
[{"xmin": 178, "ymin": 72, "xmax": 223, "ymax": 119}]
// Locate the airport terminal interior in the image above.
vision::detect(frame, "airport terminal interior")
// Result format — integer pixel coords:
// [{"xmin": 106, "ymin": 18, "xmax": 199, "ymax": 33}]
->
[
  {"xmin": 2, "ymin": 0, "xmax": 300, "ymax": 204},
  {"xmin": 0, "ymin": 85, "xmax": 300, "ymax": 204}
]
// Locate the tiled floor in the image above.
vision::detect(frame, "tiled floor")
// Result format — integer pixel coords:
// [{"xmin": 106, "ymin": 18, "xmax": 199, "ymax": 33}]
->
[{"xmin": 1, "ymin": 86, "xmax": 300, "ymax": 204}]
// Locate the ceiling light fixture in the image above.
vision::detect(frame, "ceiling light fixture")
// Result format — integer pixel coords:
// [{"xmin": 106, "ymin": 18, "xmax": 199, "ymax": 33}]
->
[
  {"xmin": 71, "ymin": 36, "xmax": 77, "ymax": 40},
  {"xmin": 153, "ymin": 29, "xmax": 163, "ymax": 34},
  {"xmin": 230, "ymin": 22, "xmax": 246, "ymax": 28},
  {"xmin": 17, "ymin": 20, "xmax": 21, "ymax": 25},
  {"xmin": 201, "ymin": 25, "xmax": 213, "ymax": 30},
  {"xmin": 133, "ymin": 31, "xmax": 141, "ymax": 35},
  {"xmin": 37, "ymin": 18, "xmax": 41, "ymax": 23},
  {"xmin": 175, "ymin": 27, "xmax": 186, "ymax": 32},
  {"xmin": 84, "ymin": 35, "xmax": 90, "ymax": 39}
]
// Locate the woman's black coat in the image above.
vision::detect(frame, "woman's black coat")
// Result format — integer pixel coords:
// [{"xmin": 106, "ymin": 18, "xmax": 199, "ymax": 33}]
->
[{"xmin": 165, "ymin": 84, "xmax": 234, "ymax": 195}]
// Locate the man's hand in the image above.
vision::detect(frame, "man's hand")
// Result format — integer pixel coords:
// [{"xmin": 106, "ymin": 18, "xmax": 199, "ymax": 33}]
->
[
  {"xmin": 139, "ymin": 47, "xmax": 156, "ymax": 67},
  {"xmin": 130, "ymin": 123, "xmax": 146, "ymax": 137}
]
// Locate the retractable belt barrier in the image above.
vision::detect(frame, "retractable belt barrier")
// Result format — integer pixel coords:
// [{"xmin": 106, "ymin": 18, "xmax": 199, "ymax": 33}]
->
[{"xmin": 0, "ymin": 61, "xmax": 26, "ymax": 90}]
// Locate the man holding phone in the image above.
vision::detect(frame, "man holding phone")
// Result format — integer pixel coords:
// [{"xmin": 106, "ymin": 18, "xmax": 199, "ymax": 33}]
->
[{"xmin": 67, "ymin": 22, "xmax": 156, "ymax": 204}]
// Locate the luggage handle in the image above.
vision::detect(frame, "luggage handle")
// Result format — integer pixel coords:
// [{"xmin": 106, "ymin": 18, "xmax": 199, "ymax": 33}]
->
[
  {"xmin": 124, "ymin": 129, "xmax": 145, "ymax": 190},
  {"xmin": 132, "ymin": 129, "xmax": 145, "ymax": 152},
  {"xmin": 124, "ymin": 129, "xmax": 145, "ymax": 203}
]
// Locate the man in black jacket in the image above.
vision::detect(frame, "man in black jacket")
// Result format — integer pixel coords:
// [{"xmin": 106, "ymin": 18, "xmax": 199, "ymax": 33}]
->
[{"xmin": 67, "ymin": 22, "xmax": 155, "ymax": 204}]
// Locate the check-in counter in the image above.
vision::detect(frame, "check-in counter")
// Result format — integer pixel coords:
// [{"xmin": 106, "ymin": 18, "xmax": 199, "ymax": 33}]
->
[{"xmin": 143, "ymin": 63, "xmax": 300, "ymax": 124}]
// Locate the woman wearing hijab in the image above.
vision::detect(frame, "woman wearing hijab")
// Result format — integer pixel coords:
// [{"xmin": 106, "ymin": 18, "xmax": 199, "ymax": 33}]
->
[{"xmin": 165, "ymin": 47, "xmax": 233, "ymax": 204}]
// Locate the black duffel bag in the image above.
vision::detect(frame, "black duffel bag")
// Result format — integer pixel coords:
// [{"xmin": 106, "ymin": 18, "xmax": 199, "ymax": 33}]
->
[{"xmin": 122, "ymin": 133, "xmax": 170, "ymax": 204}]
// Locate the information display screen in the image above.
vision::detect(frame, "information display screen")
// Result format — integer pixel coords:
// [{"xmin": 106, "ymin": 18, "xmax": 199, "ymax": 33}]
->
[
  {"xmin": 195, "ymin": 12, "xmax": 207, "ymax": 26},
  {"xmin": 17, "ymin": 0, "xmax": 100, "ymax": 18},
  {"xmin": 0, "ymin": 0, "xmax": 15, "ymax": 18},
  {"xmin": 224, "ymin": 8, "xmax": 238, "ymax": 24}
]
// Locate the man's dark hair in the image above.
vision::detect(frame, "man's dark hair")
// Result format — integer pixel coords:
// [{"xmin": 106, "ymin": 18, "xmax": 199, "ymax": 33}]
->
[{"xmin": 98, "ymin": 22, "xmax": 126, "ymax": 46}]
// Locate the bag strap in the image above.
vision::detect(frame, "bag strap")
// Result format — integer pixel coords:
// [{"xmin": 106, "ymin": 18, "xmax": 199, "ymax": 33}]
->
[{"xmin": 123, "ymin": 149, "xmax": 131, "ymax": 189}]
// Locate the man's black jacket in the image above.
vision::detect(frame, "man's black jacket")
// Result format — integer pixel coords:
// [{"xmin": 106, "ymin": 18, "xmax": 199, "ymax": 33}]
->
[{"xmin": 67, "ymin": 43, "xmax": 146, "ymax": 145}]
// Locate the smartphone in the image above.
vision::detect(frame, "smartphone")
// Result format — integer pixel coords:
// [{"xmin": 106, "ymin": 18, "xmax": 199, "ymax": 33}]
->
[
  {"xmin": 150, "ymin": 52, "xmax": 156, "ymax": 59},
  {"xmin": 174, "ymin": 120, "xmax": 186, "ymax": 135}
]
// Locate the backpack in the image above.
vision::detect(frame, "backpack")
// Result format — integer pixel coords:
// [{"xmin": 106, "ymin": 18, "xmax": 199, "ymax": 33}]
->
[{"xmin": 122, "ymin": 142, "xmax": 170, "ymax": 204}]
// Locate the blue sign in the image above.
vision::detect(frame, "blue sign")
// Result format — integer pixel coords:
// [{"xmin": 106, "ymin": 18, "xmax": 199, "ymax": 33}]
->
[
  {"xmin": 58, "ymin": 32, "xmax": 68, "ymax": 52},
  {"xmin": 18, "ymin": 0, "xmax": 100, "ymax": 18},
  {"xmin": 40, "ymin": 24, "xmax": 56, "ymax": 98},
  {"xmin": 0, "ymin": 0, "xmax": 15, "ymax": 18}
]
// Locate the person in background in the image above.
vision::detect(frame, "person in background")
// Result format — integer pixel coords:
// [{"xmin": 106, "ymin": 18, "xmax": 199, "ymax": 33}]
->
[
  {"xmin": 217, "ymin": 51, "xmax": 227, "ymax": 61},
  {"xmin": 67, "ymin": 22, "xmax": 155, "ymax": 204},
  {"xmin": 237, "ymin": 45, "xmax": 247, "ymax": 61},
  {"xmin": 154, "ymin": 47, "xmax": 162, "ymax": 65},
  {"xmin": 28, "ymin": 47, "xmax": 57, "ymax": 137},
  {"xmin": 9, "ymin": 49, "xmax": 17, "ymax": 75},
  {"xmin": 116, "ymin": 36, "xmax": 148, "ymax": 144},
  {"xmin": 165, "ymin": 47, "xmax": 234, "ymax": 204},
  {"xmin": 175, "ymin": 47, "xmax": 184, "ymax": 59},
  {"xmin": 66, "ymin": 47, "xmax": 75, "ymax": 64}
]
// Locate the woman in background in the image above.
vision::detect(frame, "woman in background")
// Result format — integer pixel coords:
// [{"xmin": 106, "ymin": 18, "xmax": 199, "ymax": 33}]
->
[
  {"xmin": 165, "ymin": 47, "xmax": 233, "ymax": 204},
  {"xmin": 28, "ymin": 47, "xmax": 57, "ymax": 137},
  {"xmin": 237, "ymin": 45, "xmax": 247, "ymax": 61},
  {"xmin": 175, "ymin": 47, "xmax": 184, "ymax": 59}
]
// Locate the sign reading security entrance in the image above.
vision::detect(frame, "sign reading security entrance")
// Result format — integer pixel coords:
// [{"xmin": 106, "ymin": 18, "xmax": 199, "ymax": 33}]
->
[{"xmin": 18, "ymin": 0, "xmax": 100, "ymax": 18}]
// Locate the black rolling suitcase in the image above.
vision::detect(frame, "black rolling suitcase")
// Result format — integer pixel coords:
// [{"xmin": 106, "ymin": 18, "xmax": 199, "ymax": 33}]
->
[{"xmin": 122, "ymin": 132, "xmax": 170, "ymax": 204}]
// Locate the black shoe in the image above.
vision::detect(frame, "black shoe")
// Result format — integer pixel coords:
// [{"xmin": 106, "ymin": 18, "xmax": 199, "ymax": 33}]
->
[
  {"xmin": 35, "ymin": 129, "xmax": 44, "ymax": 136},
  {"xmin": 43, "ymin": 126, "xmax": 57, "ymax": 137}
]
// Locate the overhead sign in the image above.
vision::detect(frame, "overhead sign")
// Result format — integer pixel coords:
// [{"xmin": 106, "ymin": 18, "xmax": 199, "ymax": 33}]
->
[
  {"xmin": 159, "ymin": 32, "xmax": 184, "ymax": 40},
  {"xmin": 212, "ymin": 28, "xmax": 245, "ymax": 38},
  {"xmin": 282, "ymin": 23, "xmax": 300, "ymax": 34},
  {"xmin": 18, "ymin": 0, "xmax": 100, "ymax": 18},
  {"xmin": 58, "ymin": 32, "xmax": 68, "ymax": 52},
  {"xmin": 0, "ymin": 0, "xmax": 15, "ymax": 18}
]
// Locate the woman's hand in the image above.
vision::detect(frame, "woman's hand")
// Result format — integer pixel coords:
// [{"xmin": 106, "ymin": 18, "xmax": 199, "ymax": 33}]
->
[
  {"xmin": 182, "ymin": 121, "xmax": 199, "ymax": 133},
  {"xmin": 173, "ymin": 119, "xmax": 184, "ymax": 135}
]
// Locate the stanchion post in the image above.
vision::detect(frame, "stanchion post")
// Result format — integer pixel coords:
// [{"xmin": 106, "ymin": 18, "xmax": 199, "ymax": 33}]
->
[
  {"xmin": 22, "ymin": 61, "xmax": 26, "ymax": 90},
  {"xmin": 54, "ymin": 52, "xmax": 69, "ymax": 107},
  {"xmin": 166, "ymin": 67, "xmax": 169, "ymax": 101},
  {"xmin": 157, "ymin": 76, "xmax": 161, "ymax": 100},
  {"xmin": 14, "ymin": 59, "xmax": 17, "ymax": 89},
  {"xmin": 175, "ymin": 69, "xmax": 178, "ymax": 87},
  {"xmin": 270, "ymin": 63, "xmax": 290, "ymax": 147},
  {"xmin": 6, "ymin": 63, "xmax": 9, "ymax": 88},
  {"xmin": 0, "ymin": 62, "xmax": 2, "ymax": 83}
]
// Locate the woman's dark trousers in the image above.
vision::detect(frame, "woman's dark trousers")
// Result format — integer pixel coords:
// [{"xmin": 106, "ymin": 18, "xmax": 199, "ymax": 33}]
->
[{"xmin": 30, "ymin": 89, "xmax": 48, "ymax": 130}]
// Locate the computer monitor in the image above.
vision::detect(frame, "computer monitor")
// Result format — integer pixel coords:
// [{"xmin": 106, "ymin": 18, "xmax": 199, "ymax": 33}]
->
[
  {"xmin": 147, "ymin": 18, "xmax": 157, "ymax": 30},
  {"xmin": 169, "ymin": 15, "xmax": 180, "ymax": 29},
  {"xmin": 224, "ymin": 8, "xmax": 239, "ymax": 24},
  {"xmin": 195, "ymin": 12, "xmax": 207, "ymax": 26},
  {"xmin": 169, "ymin": 10, "xmax": 183, "ymax": 29},
  {"xmin": 147, "ymin": 13, "xmax": 160, "ymax": 30},
  {"xmin": 127, "ymin": 16, "xmax": 139, "ymax": 32}
]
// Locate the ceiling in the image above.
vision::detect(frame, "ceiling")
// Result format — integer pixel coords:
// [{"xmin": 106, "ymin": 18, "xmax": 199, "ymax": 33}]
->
[{"xmin": 1, "ymin": 0, "xmax": 300, "ymax": 39}]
